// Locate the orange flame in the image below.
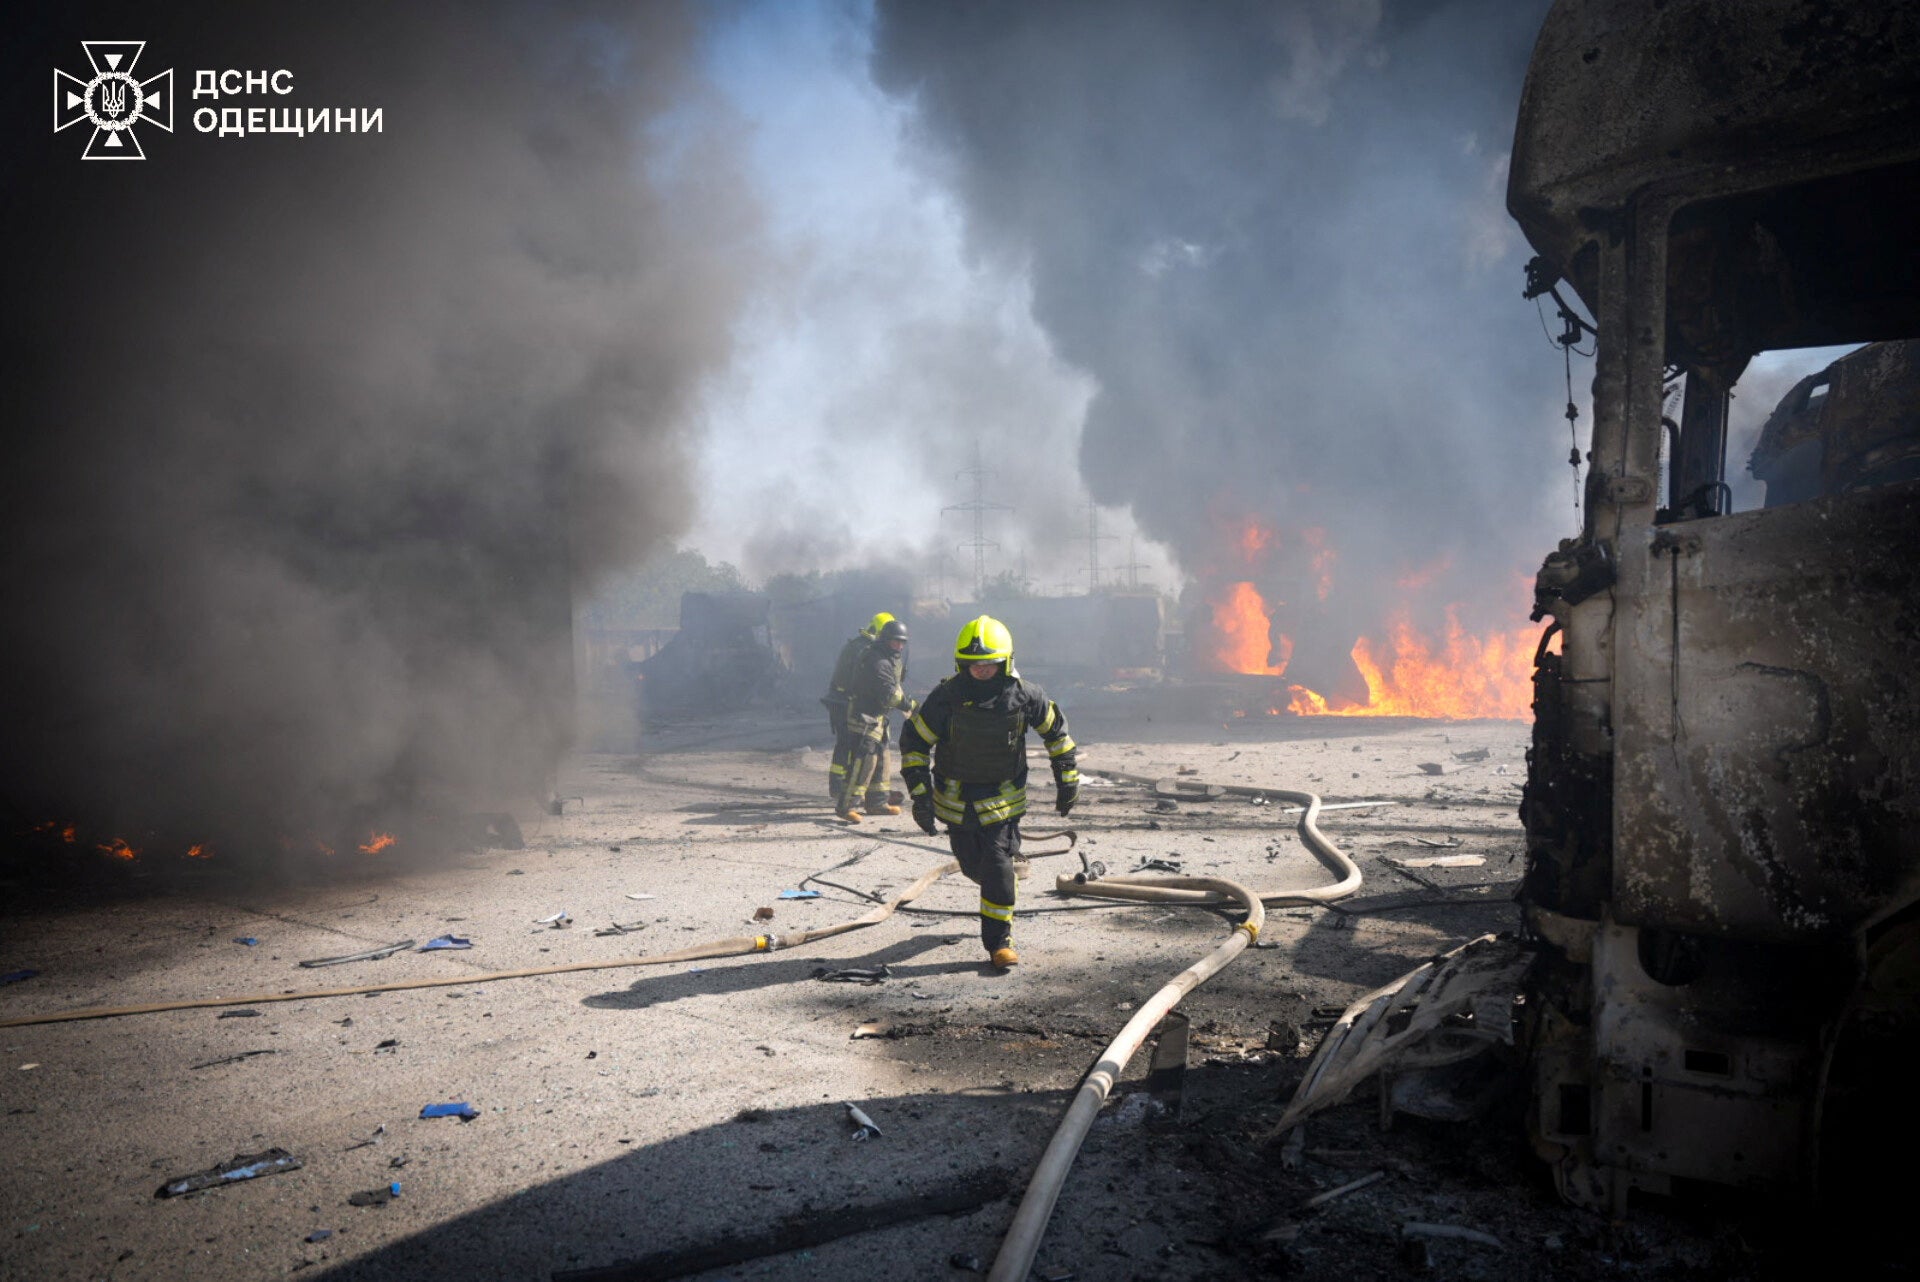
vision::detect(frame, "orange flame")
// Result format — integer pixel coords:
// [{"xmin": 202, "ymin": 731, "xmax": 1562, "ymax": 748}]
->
[
  {"xmin": 1286, "ymin": 609, "xmax": 1539, "ymax": 720},
  {"xmin": 1209, "ymin": 581, "xmax": 1291, "ymax": 676},
  {"xmin": 186, "ymin": 843, "xmax": 213, "ymax": 859},
  {"xmin": 97, "ymin": 837, "xmax": 140, "ymax": 860},
  {"xmin": 358, "ymin": 832, "xmax": 396, "ymax": 854},
  {"xmin": 34, "ymin": 821, "xmax": 78, "ymax": 844},
  {"xmin": 1237, "ymin": 521, "xmax": 1276, "ymax": 563}
]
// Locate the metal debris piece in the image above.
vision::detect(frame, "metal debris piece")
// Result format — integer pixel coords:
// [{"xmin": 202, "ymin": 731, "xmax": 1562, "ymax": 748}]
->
[
  {"xmin": 949, "ymin": 1252, "xmax": 983, "ymax": 1272},
  {"xmin": 594, "ymin": 921, "xmax": 649, "ymax": 936},
  {"xmin": 851, "ymin": 1021, "xmax": 931, "ymax": 1040},
  {"xmin": 232, "ymin": 937, "xmax": 259, "ymax": 947},
  {"xmin": 624, "ymin": 893, "xmax": 657, "ymax": 900},
  {"xmin": 814, "ymin": 964, "xmax": 891, "ymax": 985},
  {"xmin": 189, "ymin": 1049, "xmax": 282, "ymax": 1070},
  {"xmin": 1303, "ymin": 1169, "xmax": 1385, "ymax": 1209},
  {"xmin": 156, "ymin": 1148, "xmax": 303, "ymax": 1197},
  {"xmin": 532, "ymin": 911, "xmax": 572, "ymax": 929},
  {"xmin": 845, "ymin": 1102, "xmax": 883, "ymax": 1140},
  {"xmin": 217, "ymin": 1009, "xmax": 262, "ymax": 1019},
  {"xmin": 1276, "ymin": 935, "xmax": 1532, "ymax": 1133},
  {"xmin": 1416, "ymin": 762, "xmax": 1446, "ymax": 775},
  {"xmin": 778, "ymin": 889, "xmax": 822, "ymax": 900},
  {"xmin": 417, "ymin": 935, "xmax": 471, "ymax": 951},
  {"xmin": 305, "ymin": 1229, "xmax": 333, "ymax": 1243},
  {"xmin": 1388, "ymin": 854, "xmax": 1485, "ymax": 870},
  {"xmin": 419, "ymin": 1102, "xmax": 478, "ymax": 1120},
  {"xmin": 1452, "ymin": 748, "xmax": 1491, "ymax": 762},
  {"xmin": 1132, "ymin": 857, "xmax": 1183, "ymax": 873},
  {"xmin": 347, "ymin": 1182, "xmax": 402, "ymax": 1207},
  {"xmin": 298, "ymin": 940, "xmax": 415, "ymax": 968}
]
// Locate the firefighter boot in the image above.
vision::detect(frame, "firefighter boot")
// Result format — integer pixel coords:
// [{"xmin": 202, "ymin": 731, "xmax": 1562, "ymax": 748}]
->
[{"xmin": 991, "ymin": 946, "xmax": 1020, "ymax": 969}]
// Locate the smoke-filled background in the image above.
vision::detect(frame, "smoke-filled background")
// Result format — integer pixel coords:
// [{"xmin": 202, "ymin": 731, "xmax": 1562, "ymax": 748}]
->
[
  {"xmin": 21, "ymin": 0, "xmax": 1812, "ymax": 851},
  {"xmin": 3, "ymin": 2, "xmax": 758, "ymax": 845}
]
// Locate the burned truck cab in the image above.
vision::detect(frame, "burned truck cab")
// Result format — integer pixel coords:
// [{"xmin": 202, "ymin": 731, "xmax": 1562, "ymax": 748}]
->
[{"xmin": 1507, "ymin": 1, "xmax": 1920, "ymax": 1212}]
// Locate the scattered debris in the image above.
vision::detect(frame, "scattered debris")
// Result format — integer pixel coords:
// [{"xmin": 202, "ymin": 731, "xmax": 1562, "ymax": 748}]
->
[
  {"xmin": 1303, "ymin": 1169, "xmax": 1386, "ymax": 1209},
  {"xmin": 298, "ymin": 940, "xmax": 415, "ymax": 968},
  {"xmin": 949, "ymin": 1252, "xmax": 983, "ymax": 1272},
  {"xmin": 1176, "ymin": 766, "xmax": 1198, "ymax": 775},
  {"xmin": 593, "ymin": 921, "xmax": 648, "ymax": 937},
  {"xmin": 233, "ymin": 937, "xmax": 259, "ymax": 946},
  {"xmin": 417, "ymin": 936, "xmax": 472, "ymax": 951},
  {"xmin": 305, "ymin": 1229, "xmax": 333, "ymax": 1243},
  {"xmin": 814, "ymin": 964, "xmax": 890, "ymax": 985},
  {"xmin": 0, "ymin": 969, "xmax": 40, "ymax": 985},
  {"xmin": 532, "ymin": 911, "xmax": 572, "ymax": 929},
  {"xmin": 189, "ymin": 1049, "xmax": 282, "ymax": 1070},
  {"xmin": 19, "ymin": 1062, "xmax": 41, "ymax": 1071},
  {"xmin": 1132, "ymin": 857, "xmax": 1183, "ymax": 873},
  {"xmin": 1153, "ymin": 799, "xmax": 1179, "ymax": 813},
  {"xmin": 1412, "ymin": 837, "xmax": 1461, "ymax": 849},
  {"xmin": 217, "ymin": 1009, "xmax": 262, "ymax": 1019},
  {"xmin": 1415, "ymin": 762, "xmax": 1446, "ymax": 775},
  {"xmin": 850, "ymin": 1022, "xmax": 931, "ymax": 1040},
  {"xmin": 419, "ymin": 1102, "xmax": 478, "ymax": 1120},
  {"xmin": 1452, "ymin": 747, "xmax": 1492, "ymax": 762},
  {"xmin": 777, "ymin": 889, "xmax": 822, "ymax": 900},
  {"xmin": 752, "ymin": 907, "xmax": 774, "ymax": 921},
  {"xmin": 845, "ymin": 1102, "xmax": 883, "ymax": 1140},
  {"xmin": 156, "ymin": 1148, "xmax": 303, "ymax": 1197},
  {"xmin": 347, "ymin": 1182, "xmax": 402, "ymax": 1207},
  {"xmin": 624, "ymin": 893, "xmax": 657, "ymax": 901},
  {"xmin": 1388, "ymin": 854, "xmax": 1485, "ymax": 870}
]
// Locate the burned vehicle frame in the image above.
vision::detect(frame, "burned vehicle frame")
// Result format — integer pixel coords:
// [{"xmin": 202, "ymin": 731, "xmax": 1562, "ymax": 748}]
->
[{"xmin": 1507, "ymin": 0, "xmax": 1920, "ymax": 1214}]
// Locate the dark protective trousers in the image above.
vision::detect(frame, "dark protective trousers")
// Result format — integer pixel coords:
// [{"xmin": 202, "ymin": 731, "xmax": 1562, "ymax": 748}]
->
[
  {"xmin": 949, "ymin": 818, "xmax": 1020, "ymax": 952},
  {"xmin": 836, "ymin": 715, "xmax": 893, "ymax": 812},
  {"xmin": 825, "ymin": 700, "xmax": 849, "ymax": 798}
]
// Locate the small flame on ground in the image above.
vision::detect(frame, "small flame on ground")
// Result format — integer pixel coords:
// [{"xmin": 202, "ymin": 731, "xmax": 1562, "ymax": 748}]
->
[
  {"xmin": 186, "ymin": 843, "xmax": 213, "ymax": 859},
  {"xmin": 97, "ymin": 837, "xmax": 140, "ymax": 860},
  {"xmin": 34, "ymin": 821, "xmax": 78, "ymax": 844},
  {"xmin": 359, "ymin": 832, "xmax": 396, "ymax": 854}
]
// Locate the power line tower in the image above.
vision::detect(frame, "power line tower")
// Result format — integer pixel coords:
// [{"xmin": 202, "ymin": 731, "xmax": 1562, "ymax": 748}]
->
[
  {"xmin": 1085, "ymin": 501, "xmax": 1118, "ymax": 595},
  {"xmin": 1114, "ymin": 534, "xmax": 1151, "ymax": 591},
  {"xmin": 944, "ymin": 446, "xmax": 1011, "ymax": 601}
]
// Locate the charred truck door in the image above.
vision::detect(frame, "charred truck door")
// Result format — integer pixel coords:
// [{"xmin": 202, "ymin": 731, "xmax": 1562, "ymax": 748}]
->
[{"xmin": 1507, "ymin": 1, "xmax": 1920, "ymax": 1214}]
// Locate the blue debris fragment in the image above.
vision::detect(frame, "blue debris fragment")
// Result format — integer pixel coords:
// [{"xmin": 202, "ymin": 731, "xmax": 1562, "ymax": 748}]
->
[
  {"xmin": 778, "ymin": 889, "xmax": 822, "ymax": 900},
  {"xmin": 419, "ymin": 1102, "xmax": 478, "ymax": 1120},
  {"xmin": 0, "ymin": 969, "xmax": 40, "ymax": 985},
  {"xmin": 417, "ymin": 936, "xmax": 472, "ymax": 951},
  {"xmin": 233, "ymin": 937, "xmax": 259, "ymax": 946}
]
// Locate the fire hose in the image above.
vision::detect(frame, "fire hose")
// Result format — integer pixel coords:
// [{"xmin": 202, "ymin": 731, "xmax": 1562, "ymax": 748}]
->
[{"xmin": 987, "ymin": 775, "xmax": 1360, "ymax": 1282}]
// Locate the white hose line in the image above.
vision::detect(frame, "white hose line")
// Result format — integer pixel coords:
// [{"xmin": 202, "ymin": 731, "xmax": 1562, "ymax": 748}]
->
[
  {"xmin": 987, "ymin": 875, "xmax": 1264, "ymax": 1282},
  {"xmin": 1062, "ymin": 776, "xmax": 1361, "ymax": 908}
]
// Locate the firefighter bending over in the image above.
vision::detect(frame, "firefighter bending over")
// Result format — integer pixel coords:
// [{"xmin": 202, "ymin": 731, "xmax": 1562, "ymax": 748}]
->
[
  {"xmin": 823, "ymin": 611, "xmax": 895, "ymax": 800},
  {"xmin": 836, "ymin": 618, "xmax": 915, "ymax": 822},
  {"xmin": 900, "ymin": 616, "xmax": 1078, "ymax": 969}
]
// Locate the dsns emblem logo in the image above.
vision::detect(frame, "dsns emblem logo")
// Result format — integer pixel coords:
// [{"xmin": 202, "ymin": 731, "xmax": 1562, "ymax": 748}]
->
[{"xmin": 54, "ymin": 42, "xmax": 173, "ymax": 159}]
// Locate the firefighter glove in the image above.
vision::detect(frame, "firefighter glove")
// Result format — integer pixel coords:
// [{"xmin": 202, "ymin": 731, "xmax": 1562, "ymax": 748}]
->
[
  {"xmin": 912, "ymin": 795, "xmax": 937, "ymax": 835},
  {"xmin": 1055, "ymin": 782, "xmax": 1079, "ymax": 817}
]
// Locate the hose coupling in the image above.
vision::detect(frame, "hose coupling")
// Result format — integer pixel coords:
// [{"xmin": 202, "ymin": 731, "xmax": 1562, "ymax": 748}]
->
[
  {"xmin": 1236, "ymin": 920, "xmax": 1261, "ymax": 942},
  {"xmin": 754, "ymin": 935, "xmax": 774, "ymax": 952}
]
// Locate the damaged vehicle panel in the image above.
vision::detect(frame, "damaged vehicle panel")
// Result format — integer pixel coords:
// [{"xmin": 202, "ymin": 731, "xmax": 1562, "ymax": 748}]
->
[{"xmin": 1508, "ymin": 0, "xmax": 1920, "ymax": 1212}]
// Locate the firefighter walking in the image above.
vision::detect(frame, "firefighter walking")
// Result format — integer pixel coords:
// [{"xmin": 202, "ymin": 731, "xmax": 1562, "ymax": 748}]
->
[
  {"xmin": 836, "ymin": 618, "xmax": 915, "ymax": 822},
  {"xmin": 823, "ymin": 611, "xmax": 895, "ymax": 800},
  {"xmin": 900, "ymin": 616, "xmax": 1078, "ymax": 968}
]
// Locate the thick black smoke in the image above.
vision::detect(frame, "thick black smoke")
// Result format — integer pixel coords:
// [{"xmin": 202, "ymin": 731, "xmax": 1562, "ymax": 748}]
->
[
  {"xmin": 2, "ymin": 3, "xmax": 754, "ymax": 849},
  {"xmin": 872, "ymin": 0, "xmax": 1567, "ymax": 691}
]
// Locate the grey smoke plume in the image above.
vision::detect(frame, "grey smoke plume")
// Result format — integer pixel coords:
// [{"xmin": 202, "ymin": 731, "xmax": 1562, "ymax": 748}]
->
[
  {"xmin": 872, "ymin": 0, "xmax": 1569, "ymax": 690},
  {"xmin": 3, "ymin": 2, "xmax": 755, "ymax": 848}
]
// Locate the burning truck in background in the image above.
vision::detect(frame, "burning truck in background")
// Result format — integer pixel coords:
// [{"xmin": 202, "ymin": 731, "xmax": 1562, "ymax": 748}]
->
[{"xmin": 1507, "ymin": 0, "xmax": 1920, "ymax": 1218}]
